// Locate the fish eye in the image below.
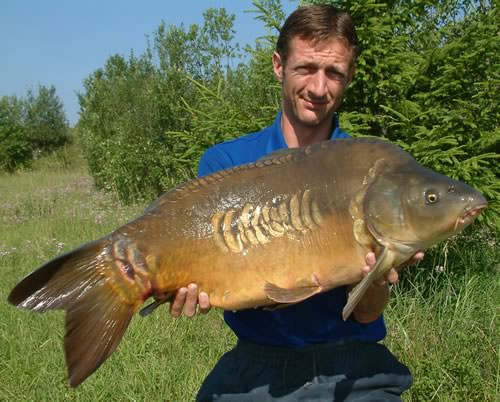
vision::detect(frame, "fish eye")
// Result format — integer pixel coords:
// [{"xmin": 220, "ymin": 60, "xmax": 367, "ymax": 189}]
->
[{"xmin": 425, "ymin": 191, "xmax": 439, "ymax": 204}]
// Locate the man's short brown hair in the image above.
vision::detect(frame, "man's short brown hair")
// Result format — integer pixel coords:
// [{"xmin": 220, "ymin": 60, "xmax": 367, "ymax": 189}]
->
[{"xmin": 276, "ymin": 5, "xmax": 360, "ymax": 65}]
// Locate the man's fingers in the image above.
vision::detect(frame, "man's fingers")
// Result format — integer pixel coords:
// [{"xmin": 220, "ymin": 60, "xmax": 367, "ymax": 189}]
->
[
  {"xmin": 362, "ymin": 251, "xmax": 376, "ymax": 277},
  {"xmin": 170, "ymin": 287, "xmax": 188, "ymax": 317},
  {"xmin": 198, "ymin": 292, "xmax": 211, "ymax": 314},
  {"xmin": 169, "ymin": 284, "xmax": 211, "ymax": 317},
  {"xmin": 365, "ymin": 250, "xmax": 424, "ymax": 286},
  {"xmin": 411, "ymin": 251, "xmax": 425, "ymax": 264},
  {"xmin": 385, "ymin": 268, "xmax": 399, "ymax": 284},
  {"xmin": 183, "ymin": 283, "xmax": 199, "ymax": 317},
  {"xmin": 365, "ymin": 251, "xmax": 376, "ymax": 267}
]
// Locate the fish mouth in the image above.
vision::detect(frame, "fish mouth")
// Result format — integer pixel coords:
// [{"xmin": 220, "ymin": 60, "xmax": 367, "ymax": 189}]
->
[{"xmin": 454, "ymin": 203, "xmax": 488, "ymax": 230}]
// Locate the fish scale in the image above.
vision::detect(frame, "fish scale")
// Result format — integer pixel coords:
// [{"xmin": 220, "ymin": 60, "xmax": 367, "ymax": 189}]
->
[{"xmin": 210, "ymin": 189, "xmax": 323, "ymax": 254}]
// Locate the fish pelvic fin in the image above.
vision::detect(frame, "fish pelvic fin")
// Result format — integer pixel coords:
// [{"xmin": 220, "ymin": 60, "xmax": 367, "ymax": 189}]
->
[
  {"xmin": 264, "ymin": 282, "xmax": 321, "ymax": 304},
  {"xmin": 8, "ymin": 238, "xmax": 143, "ymax": 387},
  {"xmin": 342, "ymin": 247, "xmax": 395, "ymax": 321}
]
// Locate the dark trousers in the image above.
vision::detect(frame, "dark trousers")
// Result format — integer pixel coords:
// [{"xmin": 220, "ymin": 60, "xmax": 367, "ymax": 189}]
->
[{"xmin": 197, "ymin": 340, "xmax": 412, "ymax": 402}]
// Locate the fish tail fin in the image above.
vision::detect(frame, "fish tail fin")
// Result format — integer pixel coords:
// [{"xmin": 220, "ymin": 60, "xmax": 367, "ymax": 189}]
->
[
  {"xmin": 8, "ymin": 238, "xmax": 141, "ymax": 387},
  {"xmin": 342, "ymin": 247, "xmax": 394, "ymax": 321},
  {"xmin": 64, "ymin": 287, "xmax": 136, "ymax": 387}
]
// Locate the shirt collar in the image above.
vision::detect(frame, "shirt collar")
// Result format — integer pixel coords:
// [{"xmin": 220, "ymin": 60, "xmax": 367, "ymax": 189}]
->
[{"xmin": 267, "ymin": 111, "xmax": 343, "ymax": 153}]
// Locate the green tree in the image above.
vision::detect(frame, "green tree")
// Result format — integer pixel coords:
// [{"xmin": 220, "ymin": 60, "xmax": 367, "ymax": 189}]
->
[
  {"xmin": 24, "ymin": 85, "xmax": 69, "ymax": 156},
  {"xmin": 0, "ymin": 96, "xmax": 32, "ymax": 172},
  {"xmin": 78, "ymin": 0, "xmax": 498, "ymax": 226},
  {"xmin": 78, "ymin": 8, "xmax": 243, "ymax": 201},
  {"xmin": 166, "ymin": 0, "xmax": 287, "ymax": 177},
  {"xmin": 78, "ymin": 52, "xmax": 166, "ymax": 200}
]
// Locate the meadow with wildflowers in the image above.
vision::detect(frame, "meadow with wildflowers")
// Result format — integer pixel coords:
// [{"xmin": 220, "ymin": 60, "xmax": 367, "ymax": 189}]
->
[{"xmin": 0, "ymin": 147, "xmax": 498, "ymax": 401}]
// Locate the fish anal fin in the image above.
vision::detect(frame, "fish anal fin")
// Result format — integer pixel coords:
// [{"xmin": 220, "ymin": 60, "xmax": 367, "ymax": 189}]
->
[
  {"xmin": 139, "ymin": 292, "xmax": 174, "ymax": 317},
  {"xmin": 342, "ymin": 247, "xmax": 396, "ymax": 321},
  {"xmin": 264, "ymin": 282, "xmax": 321, "ymax": 304}
]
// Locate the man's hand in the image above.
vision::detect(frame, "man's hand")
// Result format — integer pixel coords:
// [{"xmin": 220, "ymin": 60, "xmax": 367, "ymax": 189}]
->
[
  {"xmin": 169, "ymin": 284, "xmax": 211, "ymax": 317},
  {"xmin": 361, "ymin": 251, "xmax": 425, "ymax": 286}
]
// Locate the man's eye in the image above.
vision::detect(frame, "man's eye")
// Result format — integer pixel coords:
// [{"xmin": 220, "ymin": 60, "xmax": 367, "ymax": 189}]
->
[
  {"xmin": 296, "ymin": 66, "xmax": 314, "ymax": 74},
  {"xmin": 327, "ymin": 70, "xmax": 346, "ymax": 81}
]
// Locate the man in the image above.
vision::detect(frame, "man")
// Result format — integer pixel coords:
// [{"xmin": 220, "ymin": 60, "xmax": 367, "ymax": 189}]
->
[{"xmin": 172, "ymin": 5, "xmax": 422, "ymax": 401}]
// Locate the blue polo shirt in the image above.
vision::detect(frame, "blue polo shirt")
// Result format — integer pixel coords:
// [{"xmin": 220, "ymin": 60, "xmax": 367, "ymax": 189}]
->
[{"xmin": 198, "ymin": 112, "xmax": 386, "ymax": 347}]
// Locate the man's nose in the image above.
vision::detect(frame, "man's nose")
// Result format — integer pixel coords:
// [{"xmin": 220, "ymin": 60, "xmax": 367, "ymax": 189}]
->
[{"xmin": 307, "ymin": 71, "xmax": 328, "ymax": 98}]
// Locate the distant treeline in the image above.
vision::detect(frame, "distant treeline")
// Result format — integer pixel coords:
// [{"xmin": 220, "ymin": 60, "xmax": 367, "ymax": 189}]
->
[{"xmin": 0, "ymin": 85, "xmax": 69, "ymax": 172}]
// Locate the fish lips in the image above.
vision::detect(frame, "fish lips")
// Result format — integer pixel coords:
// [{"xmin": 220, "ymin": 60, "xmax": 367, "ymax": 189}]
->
[{"xmin": 454, "ymin": 202, "xmax": 488, "ymax": 231}]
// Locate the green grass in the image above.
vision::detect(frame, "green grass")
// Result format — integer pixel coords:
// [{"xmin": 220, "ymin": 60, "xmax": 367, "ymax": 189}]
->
[
  {"xmin": 386, "ymin": 271, "xmax": 498, "ymax": 401},
  {"xmin": 0, "ymin": 160, "xmax": 498, "ymax": 401}
]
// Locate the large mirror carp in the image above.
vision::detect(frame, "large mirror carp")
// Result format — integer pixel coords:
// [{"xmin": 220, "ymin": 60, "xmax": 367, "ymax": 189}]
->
[{"xmin": 8, "ymin": 138, "xmax": 487, "ymax": 386}]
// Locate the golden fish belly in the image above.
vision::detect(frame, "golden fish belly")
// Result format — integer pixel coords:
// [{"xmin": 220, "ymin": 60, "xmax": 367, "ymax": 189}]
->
[{"xmin": 150, "ymin": 210, "xmax": 368, "ymax": 310}]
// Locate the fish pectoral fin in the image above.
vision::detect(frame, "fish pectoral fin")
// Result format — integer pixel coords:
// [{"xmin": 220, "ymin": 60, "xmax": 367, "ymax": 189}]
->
[
  {"xmin": 342, "ymin": 247, "xmax": 396, "ymax": 321},
  {"xmin": 264, "ymin": 282, "xmax": 321, "ymax": 304}
]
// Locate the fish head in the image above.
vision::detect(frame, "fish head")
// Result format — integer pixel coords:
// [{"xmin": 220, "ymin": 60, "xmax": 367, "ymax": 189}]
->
[{"xmin": 364, "ymin": 165, "xmax": 488, "ymax": 250}]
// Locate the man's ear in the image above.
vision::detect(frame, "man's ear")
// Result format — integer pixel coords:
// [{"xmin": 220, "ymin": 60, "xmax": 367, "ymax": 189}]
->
[{"xmin": 272, "ymin": 52, "xmax": 284, "ymax": 82}]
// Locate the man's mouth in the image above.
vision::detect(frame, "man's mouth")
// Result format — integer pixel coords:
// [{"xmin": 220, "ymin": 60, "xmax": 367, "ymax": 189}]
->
[{"xmin": 302, "ymin": 98, "xmax": 328, "ymax": 109}]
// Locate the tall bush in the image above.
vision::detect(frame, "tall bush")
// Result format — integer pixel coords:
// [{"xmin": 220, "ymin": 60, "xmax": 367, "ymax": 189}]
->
[
  {"xmin": 0, "ymin": 85, "xmax": 69, "ymax": 173},
  {"xmin": 0, "ymin": 96, "xmax": 32, "ymax": 172},
  {"xmin": 78, "ymin": 8, "xmax": 242, "ymax": 201},
  {"xmin": 24, "ymin": 85, "xmax": 69, "ymax": 156},
  {"xmin": 164, "ymin": 0, "xmax": 287, "ymax": 175},
  {"xmin": 78, "ymin": 53, "xmax": 168, "ymax": 201}
]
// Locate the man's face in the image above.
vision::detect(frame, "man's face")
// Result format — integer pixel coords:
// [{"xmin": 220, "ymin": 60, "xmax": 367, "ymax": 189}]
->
[{"xmin": 273, "ymin": 36, "xmax": 355, "ymax": 128}]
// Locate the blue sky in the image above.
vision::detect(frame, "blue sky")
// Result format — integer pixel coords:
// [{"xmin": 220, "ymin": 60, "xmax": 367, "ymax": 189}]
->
[{"xmin": 1, "ymin": 0, "xmax": 298, "ymax": 126}]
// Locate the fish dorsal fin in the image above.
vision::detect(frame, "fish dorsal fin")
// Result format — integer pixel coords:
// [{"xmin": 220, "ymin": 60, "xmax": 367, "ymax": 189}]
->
[
  {"xmin": 256, "ymin": 147, "xmax": 302, "ymax": 164},
  {"xmin": 154, "ymin": 149, "xmax": 301, "ymax": 206}
]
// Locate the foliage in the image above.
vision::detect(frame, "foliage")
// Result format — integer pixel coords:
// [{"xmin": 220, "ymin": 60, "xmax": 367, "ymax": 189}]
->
[
  {"xmin": 78, "ymin": 53, "xmax": 169, "ymax": 201},
  {"xmin": 31, "ymin": 128, "xmax": 86, "ymax": 172},
  {"xmin": 163, "ymin": 1, "xmax": 286, "ymax": 181},
  {"xmin": 24, "ymin": 85, "xmax": 69, "ymax": 156},
  {"xmin": 78, "ymin": 8, "xmax": 244, "ymax": 201},
  {"xmin": 78, "ymin": 0, "xmax": 498, "ymax": 227},
  {"xmin": 0, "ymin": 85, "xmax": 69, "ymax": 173},
  {"xmin": 0, "ymin": 96, "xmax": 32, "ymax": 172}
]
